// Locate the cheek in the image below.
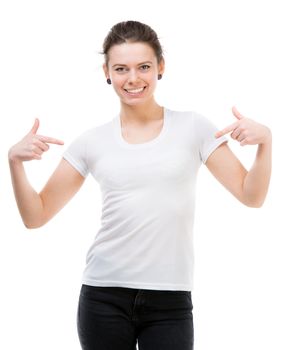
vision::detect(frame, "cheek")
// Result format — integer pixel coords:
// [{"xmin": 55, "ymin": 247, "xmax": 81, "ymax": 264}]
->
[
  {"xmin": 112, "ymin": 75, "xmax": 125, "ymax": 85},
  {"xmin": 149, "ymin": 75, "xmax": 158, "ymax": 88},
  {"xmin": 149, "ymin": 71, "xmax": 159, "ymax": 83},
  {"xmin": 112, "ymin": 78, "xmax": 126, "ymax": 92}
]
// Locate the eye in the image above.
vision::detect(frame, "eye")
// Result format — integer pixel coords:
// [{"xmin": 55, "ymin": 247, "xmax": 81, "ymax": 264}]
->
[
  {"xmin": 115, "ymin": 67, "xmax": 127, "ymax": 72},
  {"xmin": 140, "ymin": 64, "xmax": 150, "ymax": 70}
]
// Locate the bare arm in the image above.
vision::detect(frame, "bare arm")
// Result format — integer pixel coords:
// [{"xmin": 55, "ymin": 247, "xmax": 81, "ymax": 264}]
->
[
  {"xmin": 205, "ymin": 106, "xmax": 272, "ymax": 207},
  {"xmin": 8, "ymin": 119, "xmax": 85, "ymax": 228},
  {"xmin": 206, "ymin": 141, "xmax": 271, "ymax": 207},
  {"xmin": 242, "ymin": 140, "xmax": 271, "ymax": 206}
]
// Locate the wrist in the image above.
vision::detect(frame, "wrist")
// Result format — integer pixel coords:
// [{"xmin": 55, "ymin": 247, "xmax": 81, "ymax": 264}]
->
[
  {"xmin": 260, "ymin": 127, "xmax": 272, "ymax": 145},
  {"xmin": 8, "ymin": 148, "xmax": 22, "ymax": 164}
]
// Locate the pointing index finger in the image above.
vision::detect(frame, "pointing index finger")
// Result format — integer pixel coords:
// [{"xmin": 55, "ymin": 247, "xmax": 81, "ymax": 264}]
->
[
  {"xmin": 215, "ymin": 121, "xmax": 238, "ymax": 138},
  {"xmin": 38, "ymin": 135, "xmax": 64, "ymax": 145}
]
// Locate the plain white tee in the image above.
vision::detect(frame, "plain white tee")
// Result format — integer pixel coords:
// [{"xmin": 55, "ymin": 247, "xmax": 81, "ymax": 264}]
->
[{"xmin": 63, "ymin": 107, "xmax": 228, "ymax": 291}]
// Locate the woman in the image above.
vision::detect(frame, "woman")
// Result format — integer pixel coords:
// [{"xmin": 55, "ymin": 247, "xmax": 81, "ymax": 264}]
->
[{"xmin": 8, "ymin": 20, "xmax": 272, "ymax": 350}]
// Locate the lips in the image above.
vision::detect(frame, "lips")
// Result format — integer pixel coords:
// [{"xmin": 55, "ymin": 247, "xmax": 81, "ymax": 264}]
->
[{"xmin": 124, "ymin": 86, "xmax": 146, "ymax": 95}]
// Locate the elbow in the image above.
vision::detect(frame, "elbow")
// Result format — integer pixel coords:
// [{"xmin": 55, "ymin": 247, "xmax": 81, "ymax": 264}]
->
[
  {"xmin": 240, "ymin": 187, "xmax": 267, "ymax": 208},
  {"xmin": 24, "ymin": 222, "xmax": 43, "ymax": 229},
  {"xmin": 20, "ymin": 200, "xmax": 49, "ymax": 229},
  {"xmin": 239, "ymin": 192, "xmax": 265, "ymax": 208},
  {"xmin": 245, "ymin": 202, "xmax": 263, "ymax": 208},
  {"xmin": 23, "ymin": 218, "xmax": 46, "ymax": 229},
  {"xmin": 242, "ymin": 197, "xmax": 265, "ymax": 208}
]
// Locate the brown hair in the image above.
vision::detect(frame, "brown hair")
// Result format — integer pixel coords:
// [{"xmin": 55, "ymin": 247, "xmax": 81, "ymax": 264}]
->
[{"xmin": 102, "ymin": 20, "xmax": 164, "ymax": 66}]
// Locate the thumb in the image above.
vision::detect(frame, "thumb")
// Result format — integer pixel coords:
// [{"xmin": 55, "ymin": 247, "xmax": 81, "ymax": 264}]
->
[{"xmin": 30, "ymin": 118, "xmax": 40, "ymax": 135}]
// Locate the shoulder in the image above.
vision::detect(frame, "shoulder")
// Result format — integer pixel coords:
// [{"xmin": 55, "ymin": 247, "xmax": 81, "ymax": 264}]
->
[
  {"xmin": 166, "ymin": 108, "xmax": 196, "ymax": 129},
  {"xmin": 166, "ymin": 107, "xmax": 196, "ymax": 119},
  {"xmin": 166, "ymin": 107, "xmax": 212, "ymax": 128},
  {"xmin": 166, "ymin": 107, "xmax": 208, "ymax": 119},
  {"xmin": 70, "ymin": 118, "xmax": 114, "ymax": 144}
]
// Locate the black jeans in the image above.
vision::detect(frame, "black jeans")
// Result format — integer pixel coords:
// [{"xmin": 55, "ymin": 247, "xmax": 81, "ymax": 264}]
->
[{"xmin": 77, "ymin": 284, "xmax": 194, "ymax": 350}]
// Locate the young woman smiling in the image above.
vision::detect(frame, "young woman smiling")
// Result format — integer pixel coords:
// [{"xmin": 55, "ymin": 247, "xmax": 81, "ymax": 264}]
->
[{"xmin": 8, "ymin": 20, "xmax": 272, "ymax": 350}]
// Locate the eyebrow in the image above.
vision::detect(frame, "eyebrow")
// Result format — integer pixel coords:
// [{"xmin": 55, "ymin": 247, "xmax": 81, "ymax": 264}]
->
[{"xmin": 112, "ymin": 61, "xmax": 153, "ymax": 68}]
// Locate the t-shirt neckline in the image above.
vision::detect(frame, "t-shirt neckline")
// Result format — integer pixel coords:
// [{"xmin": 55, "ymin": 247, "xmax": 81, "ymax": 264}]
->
[{"xmin": 113, "ymin": 107, "xmax": 170, "ymax": 149}]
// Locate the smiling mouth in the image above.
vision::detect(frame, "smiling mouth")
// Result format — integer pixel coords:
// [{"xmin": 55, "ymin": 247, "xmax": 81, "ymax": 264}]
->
[{"xmin": 124, "ymin": 87, "xmax": 146, "ymax": 94}]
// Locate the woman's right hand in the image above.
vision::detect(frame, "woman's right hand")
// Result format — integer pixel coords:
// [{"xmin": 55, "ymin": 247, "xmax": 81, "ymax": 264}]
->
[{"xmin": 8, "ymin": 119, "xmax": 64, "ymax": 162}]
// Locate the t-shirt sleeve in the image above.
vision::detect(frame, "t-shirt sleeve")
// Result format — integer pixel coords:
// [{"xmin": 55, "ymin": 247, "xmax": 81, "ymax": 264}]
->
[
  {"xmin": 62, "ymin": 131, "xmax": 90, "ymax": 178},
  {"xmin": 193, "ymin": 113, "xmax": 228, "ymax": 164}
]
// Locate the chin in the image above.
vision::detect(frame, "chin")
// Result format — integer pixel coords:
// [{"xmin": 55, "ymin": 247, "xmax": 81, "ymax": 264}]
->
[{"xmin": 120, "ymin": 96, "xmax": 150, "ymax": 107}]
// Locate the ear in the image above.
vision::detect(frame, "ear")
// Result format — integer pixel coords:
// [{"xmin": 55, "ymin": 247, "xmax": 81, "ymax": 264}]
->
[
  {"xmin": 103, "ymin": 63, "xmax": 109, "ymax": 79},
  {"xmin": 158, "ymin": 57, "xmax": 165, "ymax": 75}
]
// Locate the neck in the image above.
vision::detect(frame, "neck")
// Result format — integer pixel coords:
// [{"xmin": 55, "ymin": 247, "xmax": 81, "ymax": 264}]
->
[{"xmin": 120, "ymin": 99, "xmax": 163, "ymax": 125}]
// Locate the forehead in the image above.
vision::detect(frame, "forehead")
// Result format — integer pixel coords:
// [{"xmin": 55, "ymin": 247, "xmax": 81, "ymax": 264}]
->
[{"xmin": 108, "ymin": 42, "xmax": 156, "ymax": 65}]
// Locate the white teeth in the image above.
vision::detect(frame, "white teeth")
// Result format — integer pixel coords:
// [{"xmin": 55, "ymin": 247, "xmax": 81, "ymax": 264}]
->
[{"xmin": 126, "ymin": 87, "xmax": 145, "ymax": 93}]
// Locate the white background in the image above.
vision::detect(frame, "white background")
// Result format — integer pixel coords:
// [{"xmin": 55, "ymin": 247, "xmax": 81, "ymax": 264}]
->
[{"xmin": 1, "ymin": 0, "xmax": 293, "ymax": 349}]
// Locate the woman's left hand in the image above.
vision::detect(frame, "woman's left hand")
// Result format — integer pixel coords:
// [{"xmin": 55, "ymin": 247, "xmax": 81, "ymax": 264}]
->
[{"xmin": 215, "ymin": 106, "xmax": 272, "ymax": 146}]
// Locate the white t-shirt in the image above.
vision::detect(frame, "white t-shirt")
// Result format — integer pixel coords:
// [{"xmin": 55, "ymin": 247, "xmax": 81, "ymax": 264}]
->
[{"xmin": 63, "ymin": 107, "xmax": 227, "ymax": 291}]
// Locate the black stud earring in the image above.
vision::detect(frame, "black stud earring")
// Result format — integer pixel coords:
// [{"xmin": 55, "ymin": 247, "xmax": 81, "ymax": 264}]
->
[
  {"xmin": 107, "ymin": 78, "xmax": 112, "ymax": 85},
  {"xmin": 158, "ymin": 74, "xmax": 162, "ymax": 80}
]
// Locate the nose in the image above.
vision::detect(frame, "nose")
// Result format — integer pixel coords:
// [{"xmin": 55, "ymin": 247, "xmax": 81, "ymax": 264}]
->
[{"xmin": 127, "ymin": 69, "xmax": 140, "ymax": 84}]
